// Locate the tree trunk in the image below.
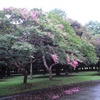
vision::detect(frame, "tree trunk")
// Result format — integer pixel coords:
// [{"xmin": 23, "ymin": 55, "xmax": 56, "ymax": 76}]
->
[
  {"xmin": 2, "ymin": 67, "xmax": 6, "ymax": 77},
  {"xmin": 7, "ymin": 67, "xmax": 11, "ymax": 76},
  {"xmin": 30, "ymin": 58, "xmax": 33, "ymax": 79},
  {"xmin": 49, "ymin": 69, "xmax": 52, "ymax": 80},
  {"xmin": 42, "ymin": 55, "xmax": 53, "ymax": 80},
  {"xmin": 23, "ymin": 69, "xmax": 27, "ymax": 84},
  {"xmin": 56, "ymin": 65, "xmax": 61, "ymax": 76},
  {"xmin": 75, "ymin": 67, "xmax": 78, "ymax": 73},
  {"xmin": 0, "ymin": 69, "xmax": 2, "ymax": 78}
]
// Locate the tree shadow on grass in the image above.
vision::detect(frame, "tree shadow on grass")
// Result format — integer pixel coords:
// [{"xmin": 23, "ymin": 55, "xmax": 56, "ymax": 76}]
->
[
  {"xmin": 33, "ymin": 72, "xmax": 100, "ymax": 79},
  {"xmin": 0, "ymin": 78, "xmax": 8, "ymax": 82},
  {"xmin": 33, "ymin": 74, "xmax": 81, "ymax": 79},
  {"xmin": 91, "ymin": 73, "xmax": 100, "ymax": 76}
]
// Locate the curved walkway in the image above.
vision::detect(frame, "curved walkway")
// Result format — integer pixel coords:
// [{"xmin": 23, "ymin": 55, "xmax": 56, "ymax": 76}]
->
[{"xmin": 58, "ymin": 83, "xmax": 100, "ymax": 100}]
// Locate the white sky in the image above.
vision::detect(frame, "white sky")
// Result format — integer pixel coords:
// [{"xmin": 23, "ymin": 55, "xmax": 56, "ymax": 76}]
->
[{"xmin": 0, "ymin": 0, "xmax": 100, "ymax": 25}]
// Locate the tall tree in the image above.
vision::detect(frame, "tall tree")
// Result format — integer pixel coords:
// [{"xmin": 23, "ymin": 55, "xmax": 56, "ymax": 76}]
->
[{"xmin": 85, "ymin": 20, "xmax": 100, "ymax": 35}]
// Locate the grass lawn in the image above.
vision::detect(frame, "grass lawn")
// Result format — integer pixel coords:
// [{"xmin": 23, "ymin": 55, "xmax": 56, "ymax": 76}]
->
[{"xmin": 0, "ymin": 71, "xmax": 100, "ymax": 97}]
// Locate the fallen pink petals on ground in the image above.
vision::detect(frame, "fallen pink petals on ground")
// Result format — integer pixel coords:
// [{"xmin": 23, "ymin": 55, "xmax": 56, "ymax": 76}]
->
[
  {"xmin": 64, "ymin": 87, "xmax": 80, "ymax": 95},
  {"xmin": 52, "ymin": 95, "xmax": 60, "ymax": 99},
  {"xmin": 64, "ymin": 90, "xmax": 73, "ymax": 94}
]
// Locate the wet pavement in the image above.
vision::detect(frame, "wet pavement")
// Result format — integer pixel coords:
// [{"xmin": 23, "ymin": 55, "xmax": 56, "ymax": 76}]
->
[{"xmin": 58, "ymin": 84, "xmax": 100, "ymax": 100}]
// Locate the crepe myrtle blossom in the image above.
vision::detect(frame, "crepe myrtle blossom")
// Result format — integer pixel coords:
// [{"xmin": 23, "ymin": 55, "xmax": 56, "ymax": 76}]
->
[
  {"xmin": 20, "ymin": 9, "xmax": 30, "ymax": 21},
  {"xmin": 52, "ymin": 54, "xmax": 59, "ymax": 63},
  {"xmin": 68, "ymin": 60, "xmax": 78, "ymax": 68},
  {"xmin": 9, "ymin": 7, "xmax": 14, "ymax": 10},
  {"xmin": 3, "ymin": 7, "xmax": 14, "ymax": 12},
  {"xmin": 67, "ymin": 54, "xmax": 82, "ymax": 68},
  {"xmin": 3, "ymin": 8, "xmax": 10, "ymax": 12},
  {"xmin": 20, "ymin": 9, "xmax": 28, "ymax": 16},
  {"xmin": 30, "ymin": 11, "xmax": 40, "ymax": 21},
  {"xmin": 59, "ymin": 24, "xmax": 64, "ymax": 30},
  {"xmin": 20, "ymin": 10, "xmax": 40, "ymax": 21}
]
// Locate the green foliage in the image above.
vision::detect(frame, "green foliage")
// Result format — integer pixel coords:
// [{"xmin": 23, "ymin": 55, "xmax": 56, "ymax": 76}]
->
[
  {"xmin": 80, "ymin": 41, "xmax": 98, "ymax": 64},
  {"xmin": 50, "ymin": 8, "xmax": 67, "ymax": 18},
  {"xmin": 90, "ymin": 34, "xmax": 100, "ymax": 58},
  {"xmin": 12, "ymin": 42, "xmax": 36, "ymax": 52}
]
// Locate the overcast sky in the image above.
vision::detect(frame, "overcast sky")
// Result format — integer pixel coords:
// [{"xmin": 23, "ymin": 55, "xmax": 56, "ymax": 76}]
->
[{"xmin": 0, "ymin": 0, "xmax": 100, "ymax": 25}]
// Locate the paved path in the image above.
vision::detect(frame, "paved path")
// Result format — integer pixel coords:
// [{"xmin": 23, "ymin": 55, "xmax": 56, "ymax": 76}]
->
[{"xmin": 58, "ymin": 84, "xmax": 100, "ymax": 100}]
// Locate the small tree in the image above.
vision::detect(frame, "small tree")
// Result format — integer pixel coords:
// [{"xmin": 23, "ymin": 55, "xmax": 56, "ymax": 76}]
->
[
  {"xmin": 11, "ymin": 42, "xmax": 36, "ymax": 84},
  {"xmin": 85, "ymin": 20, "xmax": 100, "ymax": 35}
]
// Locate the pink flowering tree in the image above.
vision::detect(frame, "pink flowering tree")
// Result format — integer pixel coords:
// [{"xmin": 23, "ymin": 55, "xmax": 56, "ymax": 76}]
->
[
  {"xmin": 0, "ymin": 7, "xmax": 98, "ymax": 82},
  {"xmin": 0, "ymin": 7, "xmax": 42, "ymax": 83}
]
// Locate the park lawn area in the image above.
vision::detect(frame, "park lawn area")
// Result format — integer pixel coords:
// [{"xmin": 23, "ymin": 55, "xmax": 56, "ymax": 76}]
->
[{"xmin": 0, "ymin": 71, "xmax": 100, "ymax": 97}]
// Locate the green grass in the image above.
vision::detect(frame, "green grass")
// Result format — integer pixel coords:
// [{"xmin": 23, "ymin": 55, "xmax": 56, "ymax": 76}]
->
[{"xmin": 0, "ymin": 71, "xmax": 100, "ymax": 97}]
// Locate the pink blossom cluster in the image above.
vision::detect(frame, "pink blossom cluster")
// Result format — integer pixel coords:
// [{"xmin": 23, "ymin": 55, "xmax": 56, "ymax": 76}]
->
[
  {"xmin": 20, "ymin": 10, "xmax": 40, "ymax": 21},
  {"xmin": 59, "ymin": 24, "xmax": 64, "ymax": 30},
  {"xmin": 30, "ymin": 11, "xmax": 40, "ymax": 21},
  {"xmin": 20, "ymin": 9, "xmax": 28, "ymax": 16},
  {"xmin": 68, "ymin": 60, "xmax": 78, "ymax": 68},
  {"xmin": 3, "ymin": 8, "xmax": 41, "ymax": 22},
  {"xmin": 67, "ymin": 54, "xmax": 82, "ymax": 68},
  {"xmin": 3, "ymin": 7, "xmax": 14, "ymax": 12},
  {"xmin": 9, "ymin": 7, "xmax": 14, "ymax": 11},
  {"xmin": 20, "ymin": 9, "xmax": 30, "ymax": 21},
  {"xmin": 3, "ymin": 8, "xmax": 10, "ymax": 12},
  {"xmin": 52, "ymin": 54, "xmax": 59, "ymax": 63}
]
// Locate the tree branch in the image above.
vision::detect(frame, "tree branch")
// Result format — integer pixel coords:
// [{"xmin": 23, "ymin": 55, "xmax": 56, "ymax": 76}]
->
[
  {"xmin": 50, "ymin": 62, "xmax": 58, "ymax": 70},
  {"xmin": 42, "ymin": 55, "xmax": 49, "ymax": 71}
]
